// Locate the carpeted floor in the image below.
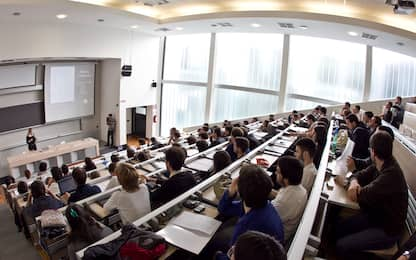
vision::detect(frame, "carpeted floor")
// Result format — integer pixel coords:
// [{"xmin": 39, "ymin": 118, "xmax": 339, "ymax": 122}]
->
[{"xmin": 0, "ymin": 204, "xmax": 40, "ymax": 260}]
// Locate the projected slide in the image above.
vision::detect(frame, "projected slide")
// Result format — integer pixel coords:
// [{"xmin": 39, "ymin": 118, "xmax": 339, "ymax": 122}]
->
[{"xmin": 44, "ymin": 63, "xmax": 95, "ymax": 122}]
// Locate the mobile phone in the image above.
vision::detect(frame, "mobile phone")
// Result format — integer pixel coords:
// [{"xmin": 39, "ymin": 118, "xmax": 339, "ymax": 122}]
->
[{"xmin": 193, "ymin": 205, "xmax": 205, "ymax": 214}]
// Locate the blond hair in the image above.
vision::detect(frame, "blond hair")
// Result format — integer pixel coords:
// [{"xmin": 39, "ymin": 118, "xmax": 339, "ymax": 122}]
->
[{"xmin": 115, "ymin": 163, "xmax": 140, "ymax": 192}]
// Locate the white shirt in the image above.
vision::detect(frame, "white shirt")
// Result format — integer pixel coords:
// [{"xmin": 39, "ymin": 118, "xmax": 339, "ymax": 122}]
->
[
  {"xmin": 103, "ymin": 184, "xmax": 151, "ymax": 225},
  {"xmin": 302, "ymin": 163, "xmax": 318, "ymax": 194},
  {"xmin": 105, "ymin": 176, "xmax": 119, "ymax": 191},
  {"xmin": 48, "ymin": 182, "xmax": 60, "ymax": 195},
  {"xmin": 272, "ymin": 185, "xmax": 307, "ymax": 241}
]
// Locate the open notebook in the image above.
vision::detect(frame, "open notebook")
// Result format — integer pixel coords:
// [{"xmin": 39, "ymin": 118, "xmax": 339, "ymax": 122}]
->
[{"xmin": 157, "ymin": 211, "xmax": 221, "ymax": 254}]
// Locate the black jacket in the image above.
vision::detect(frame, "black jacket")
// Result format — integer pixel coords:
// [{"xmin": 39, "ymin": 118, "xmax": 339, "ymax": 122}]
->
[
  {"xmin": 349, "ymin": 123, "xmax": 370, "ymax": 159},
  {"xmin": 352, "ymin": 158, "xmax": 408, "ymax": 236}
]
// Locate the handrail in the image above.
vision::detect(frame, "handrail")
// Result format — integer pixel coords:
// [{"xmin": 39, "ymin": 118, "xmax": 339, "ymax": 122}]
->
[
  {"xmin": 382, "ymin": 120, "xmax": 416, "ymax": 155},
  {"xmin": 287, "ymin": 120, "xmax": 334, "ymax": 260},
  {"xmin": 75, "ymin": 123, "xmax": 293, "ymax": 259}
]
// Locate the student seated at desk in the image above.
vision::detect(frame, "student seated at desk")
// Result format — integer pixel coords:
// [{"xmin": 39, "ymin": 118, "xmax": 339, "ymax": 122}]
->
[
  {"xmin": 61, "ymin": 164, "xmax": 69, "ymax": 176},
  {"xmin": 368, "ymin": 115, "xmax": 382, "ymax": 137},
  {"xmin": 233, "ymin": 137, "xmax": 250, "ymax": 161},
  {"xmin": 217, "ymin": 165, "xmax": 284, "ymax": 249},
  {"xmin": 294, "ymin": 138, "xmax": 318, "ymax": 194},
  {"xmin": 66, "ymin": 204, "xmax": 112, "ymax": 260},
  {"xmin": 336, "ymin": 132, "xmax": 408, "ymax": 260},
  {"xmin": 103, "ymin": 163, "xmax": 151, "ymax": 225},
  {"xmin": 210, "ymin": 127, "xmax": 226, "ymax": 148},
  {"xmin": 196, "ymin": 140, "xmax": 209, "ymax": 153},
  {"xmin": 38, "ymin": 161, "xmax": 48, "ymax": 176},
  {"xmin": 224, "ymin": 231, "xmax": 287, "ymax": 260},
  {"xmin": 17, "ymin": 181, "xmax": 28, "ymax": 194},
  {"xmin": 84, "ymin": 157, "xmax": 97, "ymax": 172},
  {"xmin": 105, "ymin": 163, "xmax": 119, "ymax": 190},
  {"xmin": 62, "ymin": 167, "xmax": 101, "ymax": 203},
  {"xmin": 24, "ymin": 181, "xmax": 64, "ymax": 220},
  {"xmin": 225, "ymin": 128, "xmax": 244, "ymax": 161},
  {"xmin": 213, "ymin": 151, "xmax": 232, "ymax": 174},
  {"xmin": 150, "ymin": 147, "xmax": 197, "ymax": 207},
  {"xmin": 311, "ymin": 125, "xmax": 327, "ymax": 168},
  {"xmin": 362, "ymin": 111, "xmax": 373, "ymax": 127},
  {"xmin": 24, "ymin": 169, "xmax": 32, "ymax": 180},
  {"xmin": 271, "ymin": 156, "xmax": 307, "ymax": 242}
]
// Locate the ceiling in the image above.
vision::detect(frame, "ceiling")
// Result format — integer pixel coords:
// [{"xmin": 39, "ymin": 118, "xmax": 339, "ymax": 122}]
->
[{"xmin": 0, "ymin": 0, "xmax": 416, "ymax": 57}]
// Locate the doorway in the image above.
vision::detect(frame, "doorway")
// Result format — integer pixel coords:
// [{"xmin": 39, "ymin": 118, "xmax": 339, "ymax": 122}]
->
[{"xmin": 132, "ymin": 106, "xmax": 147, "ymax": 137}]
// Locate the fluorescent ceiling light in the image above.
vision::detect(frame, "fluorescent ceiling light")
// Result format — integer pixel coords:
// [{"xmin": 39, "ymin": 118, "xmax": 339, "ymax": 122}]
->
[
  {"xmin": 251, "ymin": 23, "xmax": 261, "ymax": 28},
  {"xmin": 56, "ymin": 14, "xmax": 68, "ymax": 19},
  {"xmin": 130, "ymin": 25, "xmax": 139, "ymax": 29},
  {"xmin": 176, "ymin": 27, "xmax": 184, "ymax": 31},
  {"xmin": 348, "ymin": 31, "xmax": 358, "ymax": 36},
  {"xmin": 299, "ymin": 25, "xmax": 308, "ymax": 30}
]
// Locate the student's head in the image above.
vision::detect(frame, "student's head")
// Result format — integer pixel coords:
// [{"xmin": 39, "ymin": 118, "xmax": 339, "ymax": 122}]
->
[
  {"xmin": 386, "ymin": 101, "xmax": 393, "ymax": 109},
  {"xmin": 224, "ymin": 126, "xmax": 233, "ymax": 136},
  {"xmin": 45, "ymin": 177, "xmax": 53, "ymax": 185},
  {"xmin": 138, "ymin": 138, "xmax": 146, "ymax": 146},
  {"xmin": 24, "ymin": 169, "xmax": 31, "ymax": 179},
  {"xmin": 89, "ymin": 171, "xmax": 100, "ymax": 179},
  {"xmin": 342, "ymin": 108, "xmax": 351, "ymax": 117},
  {"xmin": 173, "ymin": 131, "xmax": 181, "ymax": 139},
  {"xmin": 196, "ymin": 140, "xmax": 209, "ymax": 153},
  {"xmin": 370, "ymin": 132, "xmax": 393, "ymax": 162},
  {"xmin": 376, "ymin": 126, "xmax": 394, "ymax": 140},
  {"xmin": 39, "ymin": 162, "xmax": 47, "ymax": 172},
  {"xmin": 319, "ymin": 106, "xmax": 327, "ymax": 116},
  {"xmin": 17, "ymin": 181, "xmax": 28, "ymax": 194},
  {"xmin": 233, "ymin": 137, "xmax": 249, "ymax": 157},
  {"xmin": 199, "ymin": 132, "xmax": 209, "ymax": 140},
  {"xmin": 187, "ymin": 135, "xmax": 197, "ymax": 145},
  {"xmin": 230, "ymin": 127, "xmax": 244, "ymax": 144},
  {"xmin": 306, "ymin": 114, "xmax": 316, "ymax": 126},
  {"xmin": 269, "ymin": 114, "xmax": 275, "ymax": 121},
  {"xmin": 72, "ymin": 167, "xmax": 87, "ymax": 186},
  {"xmin": 231, "ymin": 231, "xmax": 287, "ymax": 260},
  {"xmin": 363, "ymin": 111, "xmax": 374, "ymax": 124},
  {"xmin": 150, "ymin": 137, "xmax": 157, "ymax": 143},
  {"xmin": 169, "ymin": 127, "xmax": 177, "ymax": 137},
  {"xmin": 28, "ymin": 128, "xmax": 33, "ymax": 134},
  {"xmin": 313, "ymin": 106, "xmax": 321, "ymax": 114},
  {"xmin": 276, "ymin": 156, "xmax": 303, "ymax": 187},
  {"xmin": 165, "ymin": 146, "xmax": 186, "ymax": 172},
  {"xmin": 108, "ymin": 113, "xmax": 112, "ymax": 117},
  {"xmin": 111, "ymin": 153, "xmax": 120, "ymax": 163},
  {"xmin": 262, "ymin": 120, "xmax": 269, "ymax": 127},
  {"xmin": 238, "ymin": 165, "xmax": 272, "ymax": 209},
  {"xmin": 51, "ymin": 166, "xmax": 63, "ymax": 182},
  {"xmin": 344, "ymin": 102, "xmax": 351, "ymax": 109},
  {"xmin": 352, "ymin": 105, "xmax": 361, "ymax": 114},
  {"xmin": 116, "ymin": 163, "xmax": 140, "ymax": 192},
  {"xmin": 30, "ymin": 181, "xmax": 46, "ymax": 199},
  {"xmin": 127, "ymin": 147, "xmax": 136, "ymax": 158},
  {"xmin": 345, "ymin": 114, "xmax": 359, "ymax": 130},
  {"xmin": 295, "ymin": 138, "xmax": 316, "ymax": 162},
  {"xmin": 61, "ymin": 164, "xmax": 69, "ymax": 175},
  {"xmin": 395, "ymin": 96, "xmax": 402, "ymax": 104},
  {"xmin": 65, "ymin": 204, "xmax": 102, "ymax": 243},
  {"xmin": 5, "ymin": 175, "xmax": 15, "ymax": 187},
  {"xmin": 85, "ymin": 157, "xmax": 94, "ymax": 166},
  {"xmin": 213, "ymin": 127, "xmax": 222, "ymax": 139},
  {"xmin": 108, "ymin": 162, "xmax": 117, "ymax": 175},
  {"xmin": 312, "ymin": 125, "xmax": 327, "ymax": 146},
  {"xmin": 135, "ymin": 151, "xmax": 149, "ymax": 162},
  {"xmin": 213, "ymin": 151, "xmax": 232, "ymax": 173},
  {"xmin": 369, "ymin": 116, "xmax": 382, "ymax": 129}
]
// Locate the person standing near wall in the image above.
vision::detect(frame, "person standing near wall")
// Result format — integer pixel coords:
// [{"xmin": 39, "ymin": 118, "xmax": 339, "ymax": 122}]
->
[
  {"xmin": 106, "ymin": 114, "xmax": 116, "ymax": 147},
  {"xmin": 26, "ymin": 128, "xmax": 37, "ymax": 151}
]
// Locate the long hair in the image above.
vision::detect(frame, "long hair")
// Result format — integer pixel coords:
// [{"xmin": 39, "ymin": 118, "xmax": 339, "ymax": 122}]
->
[{"xmin": 65, "ymin": 204, "xmax": 103, "ymax": 243}]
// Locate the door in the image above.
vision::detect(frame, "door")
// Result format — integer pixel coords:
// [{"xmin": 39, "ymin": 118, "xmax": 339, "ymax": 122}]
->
[{"xmin": 133, "ymin": 106, "xmax": 147, "ymax": 137}]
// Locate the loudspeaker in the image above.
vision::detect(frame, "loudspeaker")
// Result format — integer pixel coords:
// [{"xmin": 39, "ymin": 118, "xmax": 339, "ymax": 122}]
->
[
  {"xmin": 151, "ymin": 81, "xmax": 157, "ymax": 88},
  {"xmin": 121, "ymin": 65, "xmax": 132, "ymax": 77}
]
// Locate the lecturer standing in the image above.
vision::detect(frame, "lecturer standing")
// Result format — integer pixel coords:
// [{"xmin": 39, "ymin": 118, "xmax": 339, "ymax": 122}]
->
[
  {"xmin": 26, "ymin": 128, "xmax": 37, "ymax": 151},
  {"xmin": 106, "ymin": 114, "xmax": 116, "ymax": 147}
]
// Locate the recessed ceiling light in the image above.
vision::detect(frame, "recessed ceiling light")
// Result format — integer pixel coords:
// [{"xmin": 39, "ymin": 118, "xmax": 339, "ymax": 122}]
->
[
  {"xmin": 299, "ymin": 25, "xmax": 308, "ymax": 30},
  {"xmin": 12, "ymin": 12, "xmax": 21, "ymax": 16},
  {"xmin": 176, "ymin": 27, "xmax": 184, "ymax": 31},
  {"xmin": 348, "ymin": 31, "xmax": 358, "ymax": 36},
  {"xmin": 397, "ymin": 42, "xmax": 405, "ymax": 46},
  {"xmin": 56, "ymin": 14, "xmax": 68, "ymax": 19},
  {"xmin": 97, "ymin": 18, "xmax": 105, "ymax": 22},
  {"xmin": 251, "ymin": 23, "xmax": 261, "ymax": 28},
  {"xmin": 130, "ymin": 25, "xmax": 139, "ymax": 29}
]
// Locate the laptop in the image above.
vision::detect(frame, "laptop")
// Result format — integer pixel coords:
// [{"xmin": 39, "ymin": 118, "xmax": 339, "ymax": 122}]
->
[{"xmin": 58, "ymin": 176, "xmax": 77, "ymax": 195}]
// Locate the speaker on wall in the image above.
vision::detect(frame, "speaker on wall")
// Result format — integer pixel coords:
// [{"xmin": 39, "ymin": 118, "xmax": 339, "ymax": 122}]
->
[{"xmin": 121, "ymin": 65, "xmax": 132, "ymax": 77}]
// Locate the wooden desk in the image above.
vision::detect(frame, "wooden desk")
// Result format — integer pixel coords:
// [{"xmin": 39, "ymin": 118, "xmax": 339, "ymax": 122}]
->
[
  {"xmin": 7, "ymin": 138, "xmax": 100, "ymax": 177},
  {"xmin": 322, "ymin": 176, "xmax": 359, "ymax": 210}
]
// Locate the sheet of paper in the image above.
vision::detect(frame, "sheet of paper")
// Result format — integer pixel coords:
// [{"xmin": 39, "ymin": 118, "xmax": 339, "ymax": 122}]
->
[
  {"xmin": 273, "ymin": 139, "xmax": 293, "ymax": 148},
  {"xmin": 334, "ymin": 139, "xmax": 355, "ymax": 176},
  {"xmin": 187, "ymin": 148, "xmax": 199, "ymax": 157},
  {"xmin": 170, "ymin": 211, "xmax": 221, "ymax": 236},
  {"xmin": 265, "ymin": 145, "xmax": 287, "ymax": 155}
]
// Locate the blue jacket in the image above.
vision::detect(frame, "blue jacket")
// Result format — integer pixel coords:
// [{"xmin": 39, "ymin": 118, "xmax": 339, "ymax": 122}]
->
[
  {"xmin": 68, "ymin": 184, "xmax": 101, "ymax": 203},
  {"xmin": 218, "ymin": 190, "xmax": 284, "ymax": 245}
]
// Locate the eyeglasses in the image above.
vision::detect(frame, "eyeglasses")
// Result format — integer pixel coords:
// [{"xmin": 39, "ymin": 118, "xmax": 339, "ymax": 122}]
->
[{"xmin": 227, "ymin": 246, "xmax": 235, "ymax": 258}]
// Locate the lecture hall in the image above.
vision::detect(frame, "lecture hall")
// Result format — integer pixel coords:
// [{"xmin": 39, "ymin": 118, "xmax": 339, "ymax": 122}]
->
[{"xmin": 1, "ymin": 1, "xmax": 416, "ymax": 260}]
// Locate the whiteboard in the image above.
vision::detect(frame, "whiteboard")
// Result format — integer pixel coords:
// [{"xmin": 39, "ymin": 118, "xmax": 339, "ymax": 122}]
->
[{"xmin": 0, "ymin": 64, "xmax": 36, "ymax": 89}]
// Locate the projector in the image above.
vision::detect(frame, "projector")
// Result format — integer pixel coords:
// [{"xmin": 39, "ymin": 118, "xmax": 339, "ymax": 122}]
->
[{"xmin": 386, "ymin": 0, "xmax": 415, "ymax": 14}]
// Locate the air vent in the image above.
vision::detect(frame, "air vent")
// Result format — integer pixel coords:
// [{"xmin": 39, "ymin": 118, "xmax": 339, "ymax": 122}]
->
[
  {"xmin": 142, "ymin": 0, "xmax": 170, "ymax": 7},
  {"xmin": 361, "ymin": 32, "xmax": 378, "ymax": 40},
  {"xmin": 211, "ymin": 22, "xmax": 233, "ymax": 27},
  {"xmin": 278, "ymin": 23, "xmax": 295, "ymax": 29},
  {"xmin": 154, "ymin": 27, "xmax": 171, "ymax": 32}
]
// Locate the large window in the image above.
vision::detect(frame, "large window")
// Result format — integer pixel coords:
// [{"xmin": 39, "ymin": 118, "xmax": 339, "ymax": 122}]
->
[
  {"xmin": 161, "ymin": 84, "xmax": 206, "ymax": 136},
  {"xmin": 370, "ymin": 47, "xmax": 416, "ymax": 100},
  {"xmin": 211, "ymin": 33, "xmax": 283, "ymax": 122},
  {"xmin": 285, "ymin": 36, "xmax": 366, "ymax": 111},
  {"xmin": 161, "ymin": 34, "xmax": 210, "ymax": 135}
]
